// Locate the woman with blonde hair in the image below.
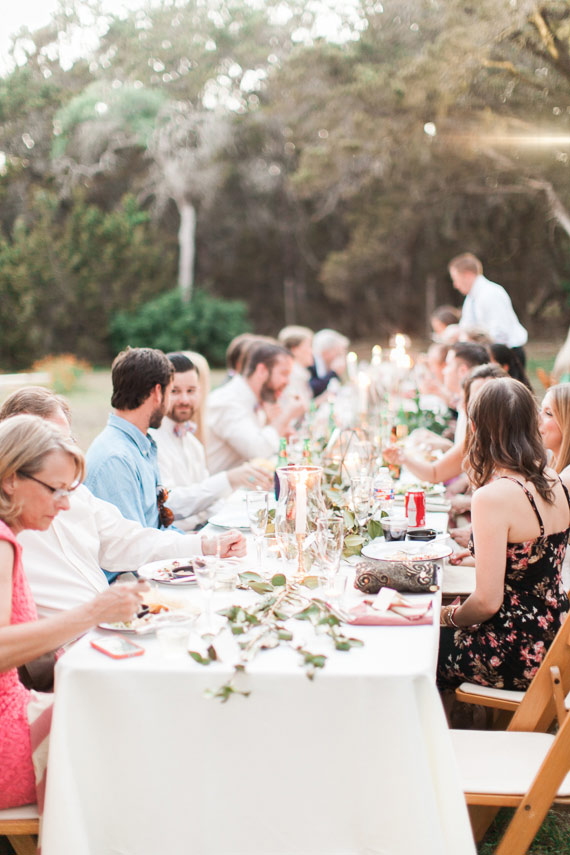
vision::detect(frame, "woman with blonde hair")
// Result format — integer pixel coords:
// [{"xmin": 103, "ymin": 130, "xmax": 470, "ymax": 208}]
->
[
  {"xmin": 438, "ymin": 379, "xmax": 570, "ymax": 691},
  {"xmin": 0, "ymin": 415, "xmax": 146, "ymax": 810},
  {"xmin": 539, "ymin": 383, "xmax": 570, "ymax": 475},
  {"xmin": 182, "ymin": 351, "xmax": 211, "ymax": 446}
]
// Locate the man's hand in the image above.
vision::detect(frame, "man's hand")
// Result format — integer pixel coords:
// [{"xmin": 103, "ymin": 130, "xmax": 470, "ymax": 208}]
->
[{"xmin": 217, "ymin": 529, "xmax": 246, "ymax": 558}]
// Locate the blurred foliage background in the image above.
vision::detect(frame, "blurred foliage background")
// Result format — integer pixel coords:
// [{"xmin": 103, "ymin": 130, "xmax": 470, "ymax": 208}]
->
[{"xmin": 2, "ymin": 0, "xmax": 570, "ymax": 367}]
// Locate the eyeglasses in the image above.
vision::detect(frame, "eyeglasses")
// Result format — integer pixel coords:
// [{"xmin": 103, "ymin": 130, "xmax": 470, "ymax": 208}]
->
[
  {"xmin": 157, "ymin": 486, "xmax": 174, "ymax": 528},
  {"xmin": 19, "ymin": 472, "xmax": 79, "ymax": 500}
]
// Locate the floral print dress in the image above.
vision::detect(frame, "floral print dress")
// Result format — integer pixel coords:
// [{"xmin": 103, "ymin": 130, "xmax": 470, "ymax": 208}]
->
[{"xmin": 437, "ymin": 477, "xmax": 570, "ymax": 691}]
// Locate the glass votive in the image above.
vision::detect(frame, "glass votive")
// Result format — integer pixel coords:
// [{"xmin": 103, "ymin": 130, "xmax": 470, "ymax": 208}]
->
[
  {"xmin": 157, "ymin": 626, "xmax": 191, "ymax": 660},
  {"xmin": 381, "ymin": 514, "xmax": 409, "ymax": 542}
]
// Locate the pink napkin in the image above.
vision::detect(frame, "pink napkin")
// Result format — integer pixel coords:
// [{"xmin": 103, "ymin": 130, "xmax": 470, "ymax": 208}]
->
[{"xmin": 348, "ymin": 588, "xmax": 434, "ymax": 626}]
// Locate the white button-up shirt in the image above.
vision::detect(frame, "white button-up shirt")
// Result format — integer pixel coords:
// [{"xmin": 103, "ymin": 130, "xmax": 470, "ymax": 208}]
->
[
  {"xmin": 18, "ymin": 485, "xmax": 201, "ymax": 617},
  {"xmin": 206, "ymin": 375, "xmax": 280, "ymax": 474},
  {"xmin": 459, "ymin": 274, "xmax": 528, "ymax": 347},
  {"xmin": 151, "ymin": 416, "xmax": 231, "ymax": 530}
]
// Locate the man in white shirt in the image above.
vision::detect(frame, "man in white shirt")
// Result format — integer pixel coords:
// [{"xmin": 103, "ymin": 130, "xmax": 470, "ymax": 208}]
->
[
  {"xmin": 152, "ymin": 353, "xmax": 272, "ymax": 530},
  {"xmin": 0, "ymin": 387, "xmax": 244, "ymax": 616},
  {"xmin": 207, "ymin": 342, "xmax": 304, "ymax": 474},
  {"xmin": 448, "ymin": 253, "xmax": 528, "ymax": 363}
]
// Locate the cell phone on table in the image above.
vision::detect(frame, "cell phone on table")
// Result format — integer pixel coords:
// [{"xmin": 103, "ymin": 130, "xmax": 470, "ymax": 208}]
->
[{"xmin": 90, "ymin": 635, "xmax": 145, "ymax": 659}]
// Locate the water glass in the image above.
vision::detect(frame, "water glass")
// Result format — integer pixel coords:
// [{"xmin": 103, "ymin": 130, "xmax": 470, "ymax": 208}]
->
[
  {"xmin": 246, "ymin": 491, "xmax": 269, "ymax": 568},
  {"xmin": 381, "ymin": 514, "xmax": 409, "ymax": 542},
  {"xmin": 316, "ymin": 513, "xmax": 345, "ymax": 588},
  {"xmin": 351, "ymin": 475, "xmax": 373, "ymax": 532},
  {"xmin": 193, "ymin": 554, "xmax": 217, "ymax": 632}
]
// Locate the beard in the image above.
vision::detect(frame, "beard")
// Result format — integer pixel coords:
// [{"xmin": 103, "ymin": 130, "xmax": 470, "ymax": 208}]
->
[
  {"xmin": 168, "ymin": 402, "xmax": 195, "ymax": 424},
  {"xmin": 149, "ymin": 403, "xmax": 167, "ymax": 429},
  {"xmin": 259, "ymin": 380, "xmax": 278, "ymax": 404}
]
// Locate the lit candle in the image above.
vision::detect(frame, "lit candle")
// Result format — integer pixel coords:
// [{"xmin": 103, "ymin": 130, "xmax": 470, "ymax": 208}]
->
[
  {"xmin": 395, "ymin": 333, "xmax": 406, "ymax": 349},
  {"xmin": 357, "ymin": 371, "xmax": 370, "ymax": 413},
  {"xmin": 346, "ymin": 351, "xmax": 358, "ymax": 381},
  {"xmin": 371, "ymin": 345, "xmax": 382, "ymax": 366},
  {"xmin": 295, "ymin": 470, "xmax": 307, "ymax": 535}
]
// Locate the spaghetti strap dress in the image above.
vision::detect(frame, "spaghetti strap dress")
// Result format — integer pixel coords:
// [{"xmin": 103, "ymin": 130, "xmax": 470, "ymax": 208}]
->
[
  {"xmin": 437, "ymin": 477, "xmax": 570, "ymax": 691},
  {"xmin": 0, "ymin": 520, "xmax": 38, "ymax": 807}
]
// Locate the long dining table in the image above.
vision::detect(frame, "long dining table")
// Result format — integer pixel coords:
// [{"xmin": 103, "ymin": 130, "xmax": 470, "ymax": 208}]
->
[{"xmin": 40, "ymin": 503, "xmax": 476, "ymax": 855}]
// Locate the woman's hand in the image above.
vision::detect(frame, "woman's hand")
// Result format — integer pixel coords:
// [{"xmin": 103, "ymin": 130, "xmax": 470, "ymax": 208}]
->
[
  {"xmin": 450, "ymin": 526, "xmax": 472, "ymax": 548},
  {"xmin": 382, "ymin": 444, "xmax": 403, "ymax": 465},
  {"xmin": 93, "ymin": 582, "xmax": 149, "ymax": 624},
  {"xmin": 449, "ymin": 550, "xmax": 473, "ymax": 566},
  {"xmin": 227, "ymin": 463, "xmax": 273, "ymax": 492}
]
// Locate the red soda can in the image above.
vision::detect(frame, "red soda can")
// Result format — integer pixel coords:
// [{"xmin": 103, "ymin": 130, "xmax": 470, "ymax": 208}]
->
[{"xmin": 405, "ymin": 489, "xmax": 426, "ymax": 528}]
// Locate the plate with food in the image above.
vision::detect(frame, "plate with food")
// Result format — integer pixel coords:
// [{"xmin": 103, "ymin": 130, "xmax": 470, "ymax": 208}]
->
[
  {"xmin": 361, "ymin": 539, "xmax": 453, "ymax": 563},
  {"xmin": 137, "ymin": 558, "xmax": 198, "ymax": 585},
  {"xmin": 99, "ymin": 597, "xmax": 199, "ymax": 634}
]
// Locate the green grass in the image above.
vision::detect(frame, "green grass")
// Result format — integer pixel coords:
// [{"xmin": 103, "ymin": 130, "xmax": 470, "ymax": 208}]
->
[{"xmin": 477, "ymin": 807, "xmax": 570, "ymax": 853}]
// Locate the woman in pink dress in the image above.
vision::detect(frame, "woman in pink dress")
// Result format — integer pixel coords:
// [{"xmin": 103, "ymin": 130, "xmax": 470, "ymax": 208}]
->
[{"xmin": 0, "ymin": 414, "xmax": 147, "ymax": 809}]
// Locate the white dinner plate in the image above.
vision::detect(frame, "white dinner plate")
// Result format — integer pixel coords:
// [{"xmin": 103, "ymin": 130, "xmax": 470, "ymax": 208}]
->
[
  {"xmin": 138, "ymin": 558, "xmax": 198, "ymax": 585},
  {"xmin": 99, "ymin": 607, "xmax": 199, "ymax": 634},
  {"xmin": 207, "ymin": 511, "xmax": 250, "ymax": 529},
  {"xmin": 361, "ymin": 539, "xmax": 453, "ymax": 562}
]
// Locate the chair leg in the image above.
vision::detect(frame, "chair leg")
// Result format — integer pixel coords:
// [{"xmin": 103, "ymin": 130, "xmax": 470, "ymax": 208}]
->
[
  {"xmin": 492, "ymin": 708, "xmax": 514, "ymax": 729},
  {"xmin": 468, "ymin": 805, "xmax": 500, "ymax": 842},
  {"xmin": 7, "ymin": 836, "xmax": 37, "ymax": 855}
]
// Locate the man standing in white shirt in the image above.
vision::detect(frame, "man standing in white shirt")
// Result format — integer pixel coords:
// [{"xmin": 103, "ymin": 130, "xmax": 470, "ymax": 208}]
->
[
  {"xmin": 152, "ymin": 353, "xmax": 272, "ymax": 530},
  {"xmin": 207, "ymin": 342, "xmax": 304, "ymax": 474},
  {"xmin": 448, "ymin": 253, "xmax": 528, "ymax": 364},
  {"xmin": 0, "ymin": 387, "xmax": 245, "ymax": 616}
]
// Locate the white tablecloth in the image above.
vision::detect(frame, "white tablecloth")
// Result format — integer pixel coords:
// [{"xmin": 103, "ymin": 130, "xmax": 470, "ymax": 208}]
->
[{"xmin": 41, "ymin": 542, "xmax": 475, "ymax": 855}]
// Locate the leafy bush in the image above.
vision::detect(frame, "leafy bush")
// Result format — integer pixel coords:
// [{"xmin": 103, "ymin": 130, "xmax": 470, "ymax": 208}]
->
[{"xmin": 109, "ymin": 288, "xmax": 249, "ymax": 366}]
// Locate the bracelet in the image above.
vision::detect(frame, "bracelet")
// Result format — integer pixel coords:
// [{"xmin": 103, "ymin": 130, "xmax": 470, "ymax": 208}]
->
[
  {"xmin": 440, "ymin": 605, "xmax": 460, "ymax": 628},
  {"xmin": 448, "ymin": 605, "xmax": 460, "ymax": 628}
]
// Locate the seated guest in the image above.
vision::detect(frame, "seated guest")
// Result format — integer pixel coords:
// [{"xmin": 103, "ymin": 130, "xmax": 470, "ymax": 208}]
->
[
  {"xmin": 0, "ymin": 415, "xmax": 147, "ymax": 809},
  {"xmin": 224, "ymin": 333, "xmax": 258, "ymax": 383},
  {"xmin": 385, "ymin": 363, "xmax": 507, "ymax": 485},
  {"xmin": 152, "ymin": 354, "xmax": 272, "ymax": 530},
  {"xmin": 86, "ymin": 347, "xmax": 174, "ymax": 529},
  {"xmin": 277, "ymin": 325, "xmax": 314, "ymax": 410},
  {"xmin": 438, "ymin": 378, "xmax": 570, "ymax": 691},
  {"xmin": 489, "ymin": 342, "xmax": 532, "ymax": 389},
  {"xmin": 538, "ymin": 383, "xmax": 570, "ymax": 590},
  {"xmin": 0, "ymin": 387, "xmax": 244, "ymax": 614},
  {"xmin": 310, "ymin": 329, "xmax": 349, "ymax": 396},
  {"xmin": 430, "ymin": 305, "xmax": 461, "ymax": 339},
  {"xmin": 207, "ymin": 342, "xmax": 304, "ymax": 474},
  {"xmin": 182, "ymin": 350, "xmax": 211, "ymax": 446},
  {"xmin": 552, "ymin": 328, "xmax": 570, "ymax": 384}
]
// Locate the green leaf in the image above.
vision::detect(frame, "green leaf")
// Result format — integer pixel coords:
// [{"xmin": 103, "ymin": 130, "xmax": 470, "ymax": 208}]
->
[
  {"xmin": 318, "ymin": 614, "xmax": 340, "ymax": 627},
  {"xmin": 367, "ymin": 519, "xmax": 383, "ymax": 541},
  {"xmin": 293, "ymin": 603, "xmax": 320, "ymax": 621},
  {"xmin": 207, "ymin": 644, "xmax": 218, "ymax": 661},
  {"xmin": 231, "ymin": 625, "xmax": 245, "ymax": 635},
  {"xmin": 277, "ymin": 628, "xmax": 293, "ymax": 640},
  {"xmin": 335, "ymin": 640, "xmax": 351, "ymax": 651},
  {"xmin": 301, "ymin": 575, "xmax": 320, "ymax": 589},
  {"xmin": 348, "ymin": 637, "xmax": 364, "ymax": 647},
  {"xmin": 249, "ymin": 580, "xmax": 274, "ymax": 595},
  {"xmin": 239, "ymin": 571, "xmax": 264, "ymax": 584},
  {"xmin": 271, "ymin": 573, "xmax": 287, "ymax": 587},
  {"xmin": 188, "ymin": 650, "xmax": 211, "ymax": 666},
  {"xmin": 343, "ymin": 534, "xmax": 364, "ymax": 557}
]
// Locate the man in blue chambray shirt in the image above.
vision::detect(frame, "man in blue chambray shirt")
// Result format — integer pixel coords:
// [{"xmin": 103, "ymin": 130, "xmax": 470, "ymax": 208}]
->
[{"xmin": 86, "ymin": 347, "xmax": 175, "ymax": 530}]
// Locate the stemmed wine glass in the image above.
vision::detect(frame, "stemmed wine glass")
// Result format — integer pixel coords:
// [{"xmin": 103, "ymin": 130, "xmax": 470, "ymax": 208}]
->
[
  {"xmin": 194, "ymin": 535, "xmax": 219, "ymax": 632},
  {"xmin": 246, "ymin": 491, "xmax": 269, "ymax": 569},
  {"xmin": 350, "ymin": 475, "xmax": 373, "ymax": 535},
  {"xmin": 316, "ymin": 513, "xmax": 345, "ymax": 592}
]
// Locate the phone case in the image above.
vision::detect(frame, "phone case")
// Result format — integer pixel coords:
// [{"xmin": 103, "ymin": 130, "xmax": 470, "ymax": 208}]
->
[{"xmin": 90, "ymin": 636, "xmax": 145, "ymax": 659}]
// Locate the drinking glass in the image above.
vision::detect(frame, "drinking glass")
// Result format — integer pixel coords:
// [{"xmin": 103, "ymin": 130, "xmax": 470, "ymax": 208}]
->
[
  {"xmin": 246, "ymin": 491, "xmax": 269, "ymax": 568},
  {"xmin": 351, "ymin": 475, "xmax": 373, "ymax": 533},
  {"xmin": 316, "ymin": 513, "xmax": 345, "ymax": 590},
  {"xmin": 194, "ymin": 535, "xmax": 219, "ymax": 631},
  {"xmin": 381, "ymin": 514, "xmax": 409, "ymax": 542}
]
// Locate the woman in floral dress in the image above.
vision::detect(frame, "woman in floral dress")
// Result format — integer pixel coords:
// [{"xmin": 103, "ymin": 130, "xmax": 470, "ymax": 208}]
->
[{"xmin": 437, "ymin": 378, "xmax": 570, "ymax": 690}]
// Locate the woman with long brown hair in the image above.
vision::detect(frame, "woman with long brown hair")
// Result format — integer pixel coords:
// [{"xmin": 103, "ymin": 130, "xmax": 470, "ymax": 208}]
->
[{"xmin": 438, "ymin": 378, "xmax": 570, "ymax": 690}]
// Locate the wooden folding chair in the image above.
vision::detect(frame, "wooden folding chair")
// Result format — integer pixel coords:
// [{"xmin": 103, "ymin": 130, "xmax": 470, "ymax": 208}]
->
[
  {"xmin": 0, "ymin": 804, "xmax": 38, "ymax": 855},
  {"xmin": 536, "ymin": 367, "xmax": 555, "ymax": 390},
  {"xmin": 451, "ymin": 610, "xmax": 570, "ymax": 853}
]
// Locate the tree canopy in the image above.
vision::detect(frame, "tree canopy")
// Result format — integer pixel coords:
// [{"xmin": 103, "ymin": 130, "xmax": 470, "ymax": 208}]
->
[{"xmin": 1, "ymin": 0, "xmax": 570, "ymax": 367}]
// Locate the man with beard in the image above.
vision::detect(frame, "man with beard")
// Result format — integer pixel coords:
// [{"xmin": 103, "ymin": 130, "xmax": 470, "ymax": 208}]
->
[
  {"xmin": 86, "ymin": 347, "xmax": 175, "ymax": 529},
  {"xmin": 151, "ymin": 353, "xmax": 272, "ymax": 530},
  {"xmin": 206, "ymin": 342, "xmax": 304, "ymax": 474}
]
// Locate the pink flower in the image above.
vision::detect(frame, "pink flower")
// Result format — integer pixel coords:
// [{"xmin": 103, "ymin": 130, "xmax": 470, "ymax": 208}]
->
[{"xmin": 490, "ymin": 656, "xmax": 501, "ymax": 667}]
